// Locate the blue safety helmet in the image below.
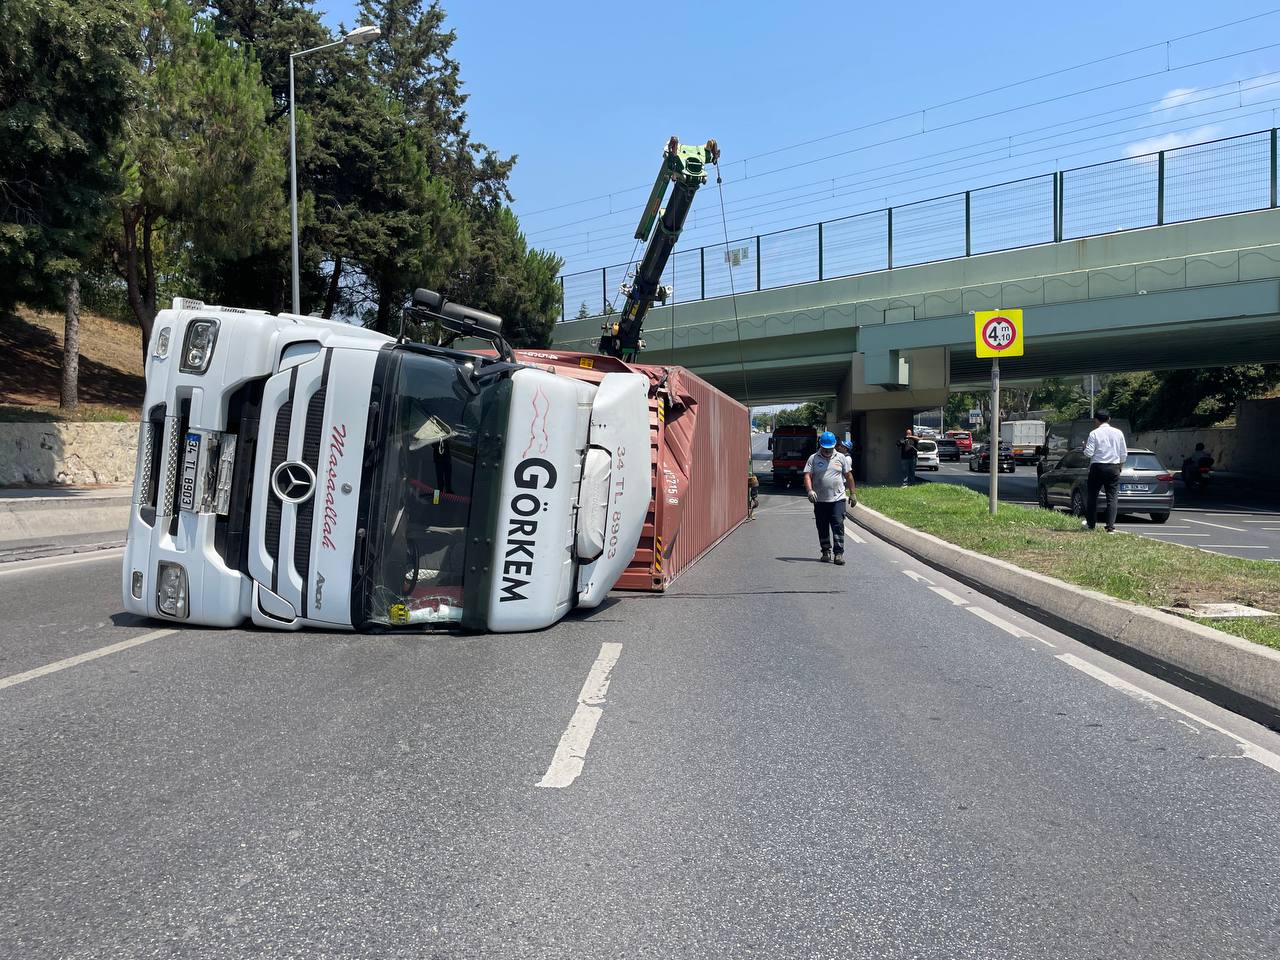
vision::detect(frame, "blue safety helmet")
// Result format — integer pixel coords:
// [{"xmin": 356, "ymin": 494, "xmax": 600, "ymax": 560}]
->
[{"xmin": 818, "ymin": 431, "xmax": 837, "ymax": 448}]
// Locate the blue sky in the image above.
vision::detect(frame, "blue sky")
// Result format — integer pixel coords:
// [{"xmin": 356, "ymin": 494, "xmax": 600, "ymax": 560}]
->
[{"xmin": 317, "ymin": 1, "xmax": 1280, "ymax": 279}]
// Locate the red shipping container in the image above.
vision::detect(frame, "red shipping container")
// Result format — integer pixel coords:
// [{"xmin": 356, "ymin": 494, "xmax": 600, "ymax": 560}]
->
[{"xmin": 511, "ymin": 350, "xmax": 750, "ymax": 591}]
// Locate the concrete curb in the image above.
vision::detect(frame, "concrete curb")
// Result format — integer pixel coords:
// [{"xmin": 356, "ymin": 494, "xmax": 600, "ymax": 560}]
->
[
  {"xmin": 0, "ymin": 496, "xmax": 131, "ymax": 543},
  {"xmin": 848, "ymin": 503, "xmax": 1280, "ymax": 716}
]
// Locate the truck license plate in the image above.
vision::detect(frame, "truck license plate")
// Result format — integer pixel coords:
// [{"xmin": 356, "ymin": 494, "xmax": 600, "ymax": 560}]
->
[
  {"xmin": 179, "ymin": 432, "xmax": 201, "ymax": 511},
  {"xmin": 1120, "ymin": 483, "xmax": 1150, "ymax": 494}
]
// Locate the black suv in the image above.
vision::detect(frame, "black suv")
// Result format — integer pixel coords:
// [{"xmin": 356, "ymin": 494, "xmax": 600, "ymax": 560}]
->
[
  {"xmin": 968, "ymin": 441, "xmax": 1015, "ymax": 473},
  {"xmin": 935, "ymin": 437, "xmax": 960, "ymax": 461}
]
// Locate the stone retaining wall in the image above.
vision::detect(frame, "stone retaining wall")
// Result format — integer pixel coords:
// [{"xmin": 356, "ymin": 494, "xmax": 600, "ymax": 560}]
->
[{"xmin": 0, "ymin": 422, "xmax": 139, "ymax": 485}]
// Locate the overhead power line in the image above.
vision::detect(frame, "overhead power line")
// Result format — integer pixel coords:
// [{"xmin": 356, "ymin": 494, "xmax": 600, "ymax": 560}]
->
[{"xmin": 514, "ymin": 7, "xmax": 1280, "ymax": 220}]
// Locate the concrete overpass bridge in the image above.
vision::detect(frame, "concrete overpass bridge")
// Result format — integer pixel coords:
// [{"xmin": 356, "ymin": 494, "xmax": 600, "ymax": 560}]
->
[{"xmin": 551, "ymin": 129, "xmax": 1280, "ymax": 481}]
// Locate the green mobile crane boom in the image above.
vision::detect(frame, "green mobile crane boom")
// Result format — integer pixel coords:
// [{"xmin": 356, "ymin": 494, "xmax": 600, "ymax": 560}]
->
[{"xmin": 598, "ymin": 136, "xmax": 720, "ymax": 360}]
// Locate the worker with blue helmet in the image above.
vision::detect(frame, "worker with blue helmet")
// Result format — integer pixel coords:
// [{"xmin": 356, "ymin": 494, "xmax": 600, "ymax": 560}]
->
[{"xmin": 802, "ymin": 430, "xmax": 854, "ymax": 565}]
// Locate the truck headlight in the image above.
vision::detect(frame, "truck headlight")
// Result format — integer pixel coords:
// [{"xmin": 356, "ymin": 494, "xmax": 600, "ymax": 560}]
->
[
  {"xmin": 153, "ymin": 326, "xmax": 172, "ymax": 360},
  {"xmin": 156, "ymin": 561, "xmax": 189, "ymax": 618},
  {"xmin": 180, "ymin": 319, "xmax": 219, "ymax": 373}
]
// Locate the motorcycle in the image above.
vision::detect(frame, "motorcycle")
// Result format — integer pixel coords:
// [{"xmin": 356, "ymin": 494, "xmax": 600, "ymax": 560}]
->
[{"xmin": 1181, "ymin": 455, "xmax": 1214, "ymax": 493}]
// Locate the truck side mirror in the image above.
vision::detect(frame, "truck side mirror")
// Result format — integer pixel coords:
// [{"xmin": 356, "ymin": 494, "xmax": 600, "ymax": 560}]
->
[{"xmin": 440, "ymin": 301, "xmax": 503, "ymax": 337}]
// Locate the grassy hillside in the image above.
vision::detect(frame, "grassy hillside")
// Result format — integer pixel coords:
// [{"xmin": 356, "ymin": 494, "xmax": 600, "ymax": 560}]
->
[{"xmin": 0, "ymin": 306, "xmax": 144, "ymax": 421}]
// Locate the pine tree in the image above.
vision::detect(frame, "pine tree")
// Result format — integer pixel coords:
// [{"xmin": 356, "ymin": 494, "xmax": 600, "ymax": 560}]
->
[
  {"xmin": 0, "ymin": 0, "xmax": 139, "ymax": 311},
  {"xmin": 110, "ymin": 0, "xmax": 286, "ymax": 350}
]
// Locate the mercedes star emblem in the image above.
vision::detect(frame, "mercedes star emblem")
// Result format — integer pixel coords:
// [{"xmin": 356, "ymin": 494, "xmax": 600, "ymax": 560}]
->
[{"xmin": 271, "ymin": 460, "xmax": 316, "ymax": 504}]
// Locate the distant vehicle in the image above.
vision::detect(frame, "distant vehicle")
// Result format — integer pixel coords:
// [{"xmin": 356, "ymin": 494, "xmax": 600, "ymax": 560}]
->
[
  {"xmin": 945, "ymin": 430, "xmax": 974, "ymax": 454},
  {"xmin": 969, "ymin": 441, "xmax": 1015, "ymax": 473},
  {"xmin": 914, "ymin": 426, "xmax": 938, "ymax": 438},
  {"xmin": 769, "ymin": 425, "xmax": 818, "ymax": 487},
  {"xmin": 999, "ymin": 420, "xmax": 1046, "ymax": 464},
  {"xmin": 1037, "ymin": 448, "xmax": 1174, "ymax": 523},
  {"xmin": 915, "ymin": 438, "xmax": 940, "ymax": 471},
  {"xmin": 935, "ymin": 437, "xmax": 961, "ymax": 461}
]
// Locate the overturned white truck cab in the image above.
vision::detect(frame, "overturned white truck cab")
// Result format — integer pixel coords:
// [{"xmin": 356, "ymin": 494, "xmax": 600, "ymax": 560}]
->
[{"xmin": 122, "ymin": 291, "xmax": 651, "ymax": 632}]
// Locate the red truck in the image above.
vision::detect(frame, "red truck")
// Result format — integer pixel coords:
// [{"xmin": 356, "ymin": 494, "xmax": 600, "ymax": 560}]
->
[{"xmin": 769, "ymin": 425, "xmax": 818, "ymax": 488}]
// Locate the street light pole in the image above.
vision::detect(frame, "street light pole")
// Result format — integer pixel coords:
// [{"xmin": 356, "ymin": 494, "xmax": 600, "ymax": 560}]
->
[{"xmin": 288, "ymin": 26, "xmax": 381, "ymax": 316}]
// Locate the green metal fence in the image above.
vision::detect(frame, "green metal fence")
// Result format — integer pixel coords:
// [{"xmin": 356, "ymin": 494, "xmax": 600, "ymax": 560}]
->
[{"xmin": 557, "ymin": 127, "xmax": 1280, "ymax": 322}]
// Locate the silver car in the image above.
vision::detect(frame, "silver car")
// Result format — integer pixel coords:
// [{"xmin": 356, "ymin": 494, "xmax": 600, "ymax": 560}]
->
[{"xmin": 1036, "ymin": 448, "xmax": 1174, "ymax": 523}]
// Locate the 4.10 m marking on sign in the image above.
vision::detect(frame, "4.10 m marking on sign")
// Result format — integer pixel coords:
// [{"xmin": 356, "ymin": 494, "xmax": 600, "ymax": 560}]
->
[{"xmin": 974, "ymin": 309, "xmax": 1024, "ymax": 358}]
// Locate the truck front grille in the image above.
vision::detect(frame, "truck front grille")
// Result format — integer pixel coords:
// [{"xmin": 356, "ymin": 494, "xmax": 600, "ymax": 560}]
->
[
  {"xmin": 293, "ymin": 379, "xmax": 328, "ymax": 606},
  {"xmin": 264, "ymin": 394, "xmax": 292, "ymax": 592}
]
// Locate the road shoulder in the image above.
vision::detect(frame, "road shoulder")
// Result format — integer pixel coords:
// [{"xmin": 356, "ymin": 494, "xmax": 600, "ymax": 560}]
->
[{"xmin": 848, "ymin": 502, "xmax": 1280, "ymax": 729}]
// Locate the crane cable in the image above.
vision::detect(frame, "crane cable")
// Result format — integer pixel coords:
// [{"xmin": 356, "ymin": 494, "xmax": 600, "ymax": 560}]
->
[{"xmin": 715, "ymin": 160, "xmax": 751, "ymax": 408}]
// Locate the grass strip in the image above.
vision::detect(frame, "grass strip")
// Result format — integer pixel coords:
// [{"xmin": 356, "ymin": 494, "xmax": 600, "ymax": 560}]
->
[{"xmin": 856, "ymin": 483, "xmax": 1280, "ymax": 651}]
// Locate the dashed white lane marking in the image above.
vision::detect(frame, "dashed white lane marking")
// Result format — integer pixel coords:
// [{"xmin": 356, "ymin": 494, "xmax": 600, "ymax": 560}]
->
[
  {"xmin": 1055, "ymin": 653, "xmax": 1280, "ymax": 775},
  {"xmin": 1145, "ymin": 532, "xmax": 1208, "ymax": 537},
  {"xmin": 967, "ymin": 606, "xmax": 1057, "ymax": 647},
  {"xmin": 0, "ymin": 548, "xmax": 124, "ymax": 578},
  {"xmin": 538, "ymin": 642, "xmax": 623, "ymax": 789},
  {"xmin": 1186, "ymin": 518, "xmax": 1247, "ymax": 533},
  {"xmin": 1201, "ymin": 544, "xmax": 1268, "ymax": 549},
  {"xmin": 0, "ymin": 629, "xmax": 177, "ymax": 691},
  {"xmin": 902, "ymin": 570, "xmax": 934, "ymax": 585},
  {"xmin": 846, "ymin": 531, "xmax": 867, "ymax": 544},
  {"xmin": 928, "ymin": 585, "xmax": 969, "ymax": 606}
]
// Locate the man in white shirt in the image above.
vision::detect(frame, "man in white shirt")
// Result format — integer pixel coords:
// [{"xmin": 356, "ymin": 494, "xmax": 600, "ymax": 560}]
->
[{"xmin": 1082, "ymin": 409, "xmax": 1128, "ymax": 533}]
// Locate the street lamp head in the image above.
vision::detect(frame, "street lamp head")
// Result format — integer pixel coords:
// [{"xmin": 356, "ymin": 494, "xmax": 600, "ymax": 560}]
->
[{"xmin": 344, "ymin": 25, "xmax": 381, "ymax": 45}]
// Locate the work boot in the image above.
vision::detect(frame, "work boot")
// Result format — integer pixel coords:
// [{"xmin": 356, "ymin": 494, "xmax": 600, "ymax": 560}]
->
[
  {"xmin": 820, "ymin": 549, "xmax": 832, "ymax": 563},
  {"xmin": 834, "ymin": 554, "xmax": 846, "ymax": 566}
]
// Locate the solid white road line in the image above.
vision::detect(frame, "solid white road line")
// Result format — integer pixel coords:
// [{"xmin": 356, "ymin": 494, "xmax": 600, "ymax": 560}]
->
[
  {"xmin": 928, "ymin": 585, "xmax": 969, "ymax": 606},
  {"xmin": 967, "ymin": 606, "xmax": 1057, "ymax": 647},
  {"xmin": 538, "ymin": 641, "xmax": 624, "ymax": 789},
  {"xmin": 1186, "ymin": 518, "xmax": 1247, "ymax": 532},
  {"xmin": 1201, "ymin": 544, "xmax": 1269, "ymax": 549},
  {"xmin": 0, "ymin": 547, "xmax": 124, "ymax": 578},
  {"xmin": 0, "ymin": 628, "xmax": 176, "ymax": 691},
  {"xmin": 1143, "ymin": 532, "xmax": 1209, "ymax": 537},
  {"xmin": 1055, "ymin": 652, "xmax": 1280, "ymax": 775}
]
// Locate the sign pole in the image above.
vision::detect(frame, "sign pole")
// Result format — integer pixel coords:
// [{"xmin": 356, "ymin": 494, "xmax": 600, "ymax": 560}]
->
[{"xmin": 990, "ymin": 357, "xmax": 1000, "ymax": 516}]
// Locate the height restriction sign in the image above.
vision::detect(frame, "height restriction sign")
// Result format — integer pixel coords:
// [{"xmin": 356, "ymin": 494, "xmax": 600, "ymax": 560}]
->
[{"xmin": 974, "ymin": 309, "xmax": 1024, "ymax": 358}]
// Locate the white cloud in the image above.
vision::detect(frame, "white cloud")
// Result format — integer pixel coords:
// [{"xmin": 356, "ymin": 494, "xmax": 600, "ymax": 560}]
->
[
  {"xmin": 1156, "ymin": 87, "xmax": 1199, "ymax": 113},
  {"xmin": 1125, "ymin": 125, "xmax": 1223, "ymax": 158}
]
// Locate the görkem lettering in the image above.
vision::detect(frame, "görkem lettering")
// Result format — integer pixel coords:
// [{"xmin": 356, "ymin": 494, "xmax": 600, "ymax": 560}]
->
[{"xmin": 499, "ymin": 458, "xmax": 558, "ymax": 602}]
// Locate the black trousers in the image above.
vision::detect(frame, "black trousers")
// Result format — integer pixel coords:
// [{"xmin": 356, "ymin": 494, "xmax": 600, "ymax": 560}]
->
[
  {"xmin": 1086, "ymin": 462, "xmax": 1122, "ymax": 530},
  {"xmin": 813, "ymin": 499, "xmax": 846, "ymax": 554}
]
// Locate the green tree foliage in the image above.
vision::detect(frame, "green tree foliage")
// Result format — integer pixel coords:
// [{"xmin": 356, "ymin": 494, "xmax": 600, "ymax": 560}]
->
[
  {"xmin": 773, "ymin": 402, "xmax": 828, "ymax": 428},
  {"xmin": 0, "ymin": 0, "xmax": 139, "ymax": 310},
  {"xmin": 1099, "ymin": 365, "xmax": 1280, "ymax": 431},
  {"xmin": 110, "ymin": 0, "xmax": 286, "ymax": 348},
  {"xmin": 450, "ymin": 208, "xmax": 561, "ymax": 347}
]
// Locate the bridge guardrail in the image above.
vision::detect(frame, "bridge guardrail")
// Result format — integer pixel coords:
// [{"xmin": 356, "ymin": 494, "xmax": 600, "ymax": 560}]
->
[{"xmin": 557, "ymin": 127, "xmax": 1279, "ymax": 323}]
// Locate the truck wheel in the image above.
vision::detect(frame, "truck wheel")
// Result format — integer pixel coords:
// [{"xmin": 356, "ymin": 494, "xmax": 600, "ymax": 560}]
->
[{"xmin": 1150, "ymin": 512, "xmax": 1170, "ymax": 524}]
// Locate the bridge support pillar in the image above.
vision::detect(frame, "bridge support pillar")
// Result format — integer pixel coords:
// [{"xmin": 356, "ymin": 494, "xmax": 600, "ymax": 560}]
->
[{"xmin": 854, "ymin": 409, "xmax": 914, "ymax": 486}]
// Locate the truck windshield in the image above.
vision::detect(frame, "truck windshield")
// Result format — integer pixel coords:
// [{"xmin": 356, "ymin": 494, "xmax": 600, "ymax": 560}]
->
[
  {"xmin": 774, "ymin": 436, "xmax": 817, "ymax": 460},
  {"xmin": 360, "ymin": 349, "xmax": 507, "ymax": 627}
]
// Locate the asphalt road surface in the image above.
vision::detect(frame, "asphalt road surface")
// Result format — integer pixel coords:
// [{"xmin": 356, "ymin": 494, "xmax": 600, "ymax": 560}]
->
[
  {"xmin": 927, "ymin": 460, "xmax": 1280, "ymax": 561},
  {"xmin": 2, "ymin": 496, "xmax": 1279, "ymax": 958}
]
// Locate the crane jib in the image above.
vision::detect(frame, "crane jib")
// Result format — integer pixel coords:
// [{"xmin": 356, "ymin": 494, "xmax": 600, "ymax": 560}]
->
[{"xmin": 599, "ymin": 137, "xmax": 718, "ymax": 361}]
